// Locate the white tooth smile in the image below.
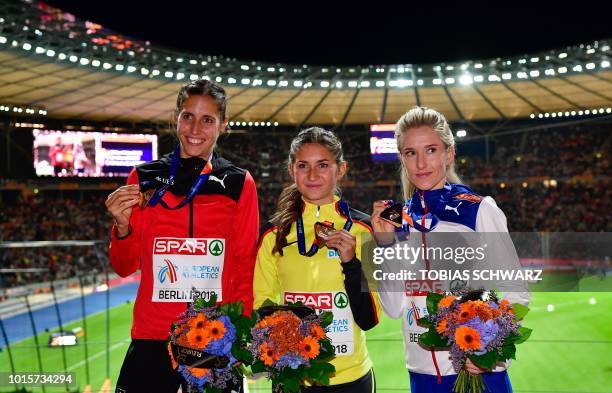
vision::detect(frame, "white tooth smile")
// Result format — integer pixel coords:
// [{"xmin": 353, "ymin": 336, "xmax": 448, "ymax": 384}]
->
[{"xmin": 187, "ymin": 138, "xmax": 203, "ymax": 144}]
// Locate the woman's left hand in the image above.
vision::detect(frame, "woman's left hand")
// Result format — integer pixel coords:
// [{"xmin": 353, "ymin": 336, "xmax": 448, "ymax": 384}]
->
[
  {"xmin": 465, "ymin": 358, "xmax": 489, "ymax": 374},
  {"xmin": 325, "ymin": 229, "xmax": 356, "ymax": 263}
]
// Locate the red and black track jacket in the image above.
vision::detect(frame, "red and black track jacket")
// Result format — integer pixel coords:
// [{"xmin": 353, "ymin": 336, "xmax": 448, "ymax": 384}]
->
[{"xmin": 109, "ymin": 153, "xmax": 259, "ymax": 340}]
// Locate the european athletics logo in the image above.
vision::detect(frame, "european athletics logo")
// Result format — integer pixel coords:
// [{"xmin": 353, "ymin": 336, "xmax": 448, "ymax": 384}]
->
[{"xmin": 158, "ymin": 259, "xmax": 178, "ymax": 284}]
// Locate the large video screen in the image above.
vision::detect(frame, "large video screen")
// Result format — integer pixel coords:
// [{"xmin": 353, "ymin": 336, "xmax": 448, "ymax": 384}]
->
[
  {"xmin": 33, "ymin": 129, "xmax": 158, "ymax": 177},
  {"xmin": 370, "ymin": 124, "xmax": 398, "ymax": 162}
]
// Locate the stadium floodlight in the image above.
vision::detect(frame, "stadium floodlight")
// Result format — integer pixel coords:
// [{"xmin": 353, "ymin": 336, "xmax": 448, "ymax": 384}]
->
[
  {"xmin": 254, "ymin": 122, "xmax": 259, "ymax": 126},
  {"xmin": 189, "ymin": 74, "xmax": 199, "ymax": 81},
  {"xmin": 598, "ymin": 108, "xmax": 604, "ymax": 114},
  {"xmin": 126, "ymin": 65, "xmax": 136, "ymax": 73},
  {"xmin": 456, "ymin": 130, "xmax": 467, "ymax": 138},
  {"xmin": 69, "ymin": 55, "xmax": 78, "ymax": 63},
  {"xmin": 585, "ymin": 109, "xmax": 590, "ymax": 115},
  {"xmin": 0, "ymin": 36, "xmax": 6, "ymax": 44},
  {"xmin": 115, "ymin": 64, "xmax": 125, "ymax": 71},
  {"xmin": 229, "ymin": 121, "xmax": 234, "ymax": 126},
  {"xmin": 248, "ymin": 122, "xmax": 253, "ymax": 126},
  {"xmin": 35, "ymin": 46, "xmax": 45, "ymax": 54},
  {"xmin": 335, "ymin": 81, "xmax": 343, "ymax": 88},
  {"xmin": 572, "ymin": 65, "xmax": 583, "ymax": 72},
  {"xmin": 417, "ymin": 79, "xmax": 424, "ymax": 86},
  {"xmin": 459, "ymin": 74, "xmax": 473, "ymax": 85},
  {"xmin": 266, "ymin": 122, "xmax": 271, "ymax": 126},
  {"xmin": 460, "ymin": 63, "xmax": 469, "ymax": 71},
  {"xmin": 433, "ymin": 66, "xmax": 441, "ymax": 71},
  {"xmin": 432, "ymin": 78, "xmax": 442, "ymax": 85},
  {"xmin": 564, "ymin": 111, "xmax": 570, "ymax": 116},
  {"xmin": 518, "ymin": 58, "xmax": 527, "ymax": 64},
  {"xmin": 267, "ymin": 80, "xmax": 276, "ymax": 86},
  {"xmin": 274, "ymin": 122, "xmax": 279, "ymax": 126},
  {"xmin": 488, "ymin": 75, "xmax": 501, "ymax": 82},
  {"xmin": 46, "ymin": 49, "xmax": 55, "ymax": 57},
  {"xmin": 227, "ymin": 77, "xmax": 237, "ymax": 84},
  {"xmin": 151, "ymin": 69, "xmax": 160, "ymax": 76},
  {"xmin": 279, "ymin": 80, "xmax": 289, "ymax": 87},
  {"xmin": 474, "ymin": 75, "xmax": 484, "ymax": 82},
  {"xmin": 176, "ymin": 72, "xmax": 185, "ymax": 80},
  {"xmin": 557, "ymin": 112, "xmax": 562, "ymax": 117},
  {"xmin": 578, "ymin": 110, "xmax": 584, "ymax": 115},
  {"xmin": 293, "ymin": 80, "xmax": 303, "ymax": 87},
  {"xmin": 241, "ymin": 78, "xmax": 250, "ymax": 85},
  {"xmin": 102, "ymin": 62, "xmax": 112, "ymax": 69},
  {"xmin": 544, "ymin": 113, "xmax": 550, "ymax": 117},
  {"xmin": 551, "ymin": 113, "xmax": 557, "ymax": 118},
  {"xmin": 602, "ymin": 60, "xmax": 611, "ymax": 68},
  {"xmin": 586, "ymin": 48, "xmax": 595, "ymax": 54},
  {"xmin": 501, "ymin": 73, "xmax": 511, "ymax": 80},
  {"xmin": 558, "ymin": 52, "xmax": 567, "ymax": 58},
  {"xmin": 241, "ymin": 65, "xmax": 249, "ymax": 70},
  {"xmin": 375, "ymin": 81, "xmax": 385, "ymax": 87},
  {"xmin": 517, "ymin": 72, "xmax": 528, "ymax": 79},
  {"xmin": 176, "ymin": 58, "xmax": 183, "ymax": 63},
  {"xmin": 571, "ymin": 111, "xmax": 576, "ymax": 115},
  {"xmin": 558, "ymin": 66, "xmax": 567, "ymax": 73},
  {"xmin": 91, "ymin": 60, "xmax": 101, "ymax": 67},
  {"xmin": 530, "ymin": 57, "xmax": 539, "ymax": 63},
  {"xmin": 445, "ymin": 65, "xmax": 454, "ymax": 71},
  {"xmin": 22, "ymin": 43, "xmax": 32, "ymax": 50},
  {"xmin": 545, "ymin": 68, "xmax": 555, "ymax": 76},
  {"xmin": 58, "ymin": 53, "xmax": 67, "ymax": 60},
  {"xmin": 529, "ymin": 70, "xmax": 540, "ymax": 77},
  {"xmin": 241, "ymin": 122, "xmax": 246, "ymax": 126},
  {"xmin": 79, "ymin": 58, "xmax": 89, "ymax": 65},
  {"xmin": 164, "ymin": 71, "xmax": 173, "ymax": 78},
  {"xmin": 530, "ymin": 114, "xmax": 535, "ymax": 119},
  {"xmin": 318, "ymin": 81, "xmax": 330, "ymax": 88},
  {"xmin": 189, "ymin": 59, "xmax": 197, "ymax": 65},
  {"xmin": 267, "ymin": 67, "xmax": 275, "ymax": 72},
  {"xmin": 474, "ymin": 63, "xmax": 483, "ymax": 69},
  {"xmin": 253, "ymin": 79, "xmax": 263, "ymax": 86},
  {"xmin": 606, "ymin": 108, "xmax": 611, "ymax": 113},
  {"xmin": 586, "ymin": 63, "xmax": 596, "ymax": 70},
  {"xmin": 348, "ymin": 81, "xmax": 358, "ymax": 88},
  {"xmin": 360, "ymin": 81, "xmax": 370, "ymax": 88}
]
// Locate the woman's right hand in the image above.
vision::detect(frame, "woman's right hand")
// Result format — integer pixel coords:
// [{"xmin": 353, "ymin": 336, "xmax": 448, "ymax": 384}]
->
[
  {"xmin": 371, "ymin": 200, "xmax": 397, "ymax": 246},
  {"xmin": 105, "ymin": 184, "xmax": 140, "ymax": 236}
]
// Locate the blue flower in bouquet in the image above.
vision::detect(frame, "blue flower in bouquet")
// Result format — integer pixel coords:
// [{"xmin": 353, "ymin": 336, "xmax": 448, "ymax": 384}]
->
[
  {"xmin": 465, "ymin": 317, "xmax": 500, "ymax": 354},
  {"xmin": 206, "ymin": 315, "xmax": 237, "ymax": 357},
  {"xmin": 275, "ymin": 353, "xmax": 308, "ymax": 370}
]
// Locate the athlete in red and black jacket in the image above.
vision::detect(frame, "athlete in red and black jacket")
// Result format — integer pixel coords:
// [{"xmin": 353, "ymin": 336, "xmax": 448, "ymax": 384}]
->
[{"xmin": 106, "ymin": 80, "xmax": 258, "ymax": 393}]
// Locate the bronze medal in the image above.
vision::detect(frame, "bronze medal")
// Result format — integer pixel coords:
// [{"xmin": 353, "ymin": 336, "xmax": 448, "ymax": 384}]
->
[
  {"xmin": 138, "ymin": 189, "xmax": 155, "ymax": 208},
  {"xmin": 380, "ymin": 203, "xmax": 403, "ymax": 227},
  {"xmin": 314, "ymin": 221, "xmax": 335, "ymax": 246}
]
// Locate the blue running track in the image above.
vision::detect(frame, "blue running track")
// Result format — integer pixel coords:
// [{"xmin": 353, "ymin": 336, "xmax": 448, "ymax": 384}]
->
[{"xmin": 1, "ymin": 282, "xmax": 139, "ymax": 345}]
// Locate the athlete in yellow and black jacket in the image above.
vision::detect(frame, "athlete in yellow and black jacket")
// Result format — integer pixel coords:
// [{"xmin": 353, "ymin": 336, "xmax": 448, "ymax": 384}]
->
[{"xmin": 255, "ymin": 197, "xmax": 381, "ymax": 390}]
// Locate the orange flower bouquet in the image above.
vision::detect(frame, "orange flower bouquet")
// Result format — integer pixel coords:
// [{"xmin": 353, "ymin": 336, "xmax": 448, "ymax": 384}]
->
[
  {"xmin": 248, "ymin": 302, "xmax": 336, "ymax": 393},
  {"xmin": 168, "ymin": 293, "xmax": 255, "ymax": 393},
  {"xmin": 418, "ymin": 289, "xmax": 532, "ymax": 393}
]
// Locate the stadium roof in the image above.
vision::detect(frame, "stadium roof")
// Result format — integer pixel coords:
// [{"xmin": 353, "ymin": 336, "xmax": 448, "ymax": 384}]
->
[{"xmin": 0, "ymin": 1, "xmax": 610, "ymax": 128}]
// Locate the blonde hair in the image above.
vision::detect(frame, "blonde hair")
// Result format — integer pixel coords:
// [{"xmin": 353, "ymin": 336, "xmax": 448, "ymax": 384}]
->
[
  {"xmin": 271, "ymin": 127, "xmax": 344, "ymax": 255},
  {"xmin": 395, "ymin": 106, "xmax": 461, "ymax": 199}
]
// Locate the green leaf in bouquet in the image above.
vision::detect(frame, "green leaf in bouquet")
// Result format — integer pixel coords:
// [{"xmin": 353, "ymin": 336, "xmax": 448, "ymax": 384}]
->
[
  {"xmin": 282, "ymin": 377, "xmax": 300, "ymax": 393},
  {"xmin": 514, "ymin": 326, "xmax": 532, "ymax": 344},
  {"xmin": 511, "ymin": 303, "xmax": 529, "ymax": 321},
  {"xmin": 251, "ymin": 360, "xmax": 266, "ymax": 374},
  {"xmin": 500, "ymin": 343, "xmax": 517, "ymax": 360},
  {"xmin": 231, "ymin": 346, "xmax": 254, "ymax": 365},
  {"xmin": 260, "ymin": 299, "xmax": 277, "ymax": 308},
  {"xmin": 418, "ymin": 328, "xmax": 449, "ymax": 348},
  {"xmin": 320, "ymin": 311, "xmax": 333, "ymax": 328},
  {"xmin": 470, "ymin": 350, "xmax": 499, "ymax": 369},
  {"xmin": 417, "ymin": 316, "xmax": 432, "ymax": 328},
  {"xmin": 426, "ymin": 292, "xmax": 444, "ymax": 315}
]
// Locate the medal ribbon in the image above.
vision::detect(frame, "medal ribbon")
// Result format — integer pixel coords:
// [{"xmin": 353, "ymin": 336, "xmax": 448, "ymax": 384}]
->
[
  {"xmin": 142, "ymin": 144, "xmax": 214, "ymax": 210},
  {"xmin": 297, "ymin": 200, "xmax": 352, "ymax": 257}
]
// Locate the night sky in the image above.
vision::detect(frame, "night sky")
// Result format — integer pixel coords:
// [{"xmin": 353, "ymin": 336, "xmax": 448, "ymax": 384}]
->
[{"xmin": 45, "ymin": 1, "xmax": 611, "ymax": 66}]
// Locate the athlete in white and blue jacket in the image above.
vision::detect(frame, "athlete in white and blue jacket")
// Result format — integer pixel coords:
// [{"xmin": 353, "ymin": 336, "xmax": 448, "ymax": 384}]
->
[{"xmin": 371, "ymin": 107, "xmax": 530, "ymax": 393}]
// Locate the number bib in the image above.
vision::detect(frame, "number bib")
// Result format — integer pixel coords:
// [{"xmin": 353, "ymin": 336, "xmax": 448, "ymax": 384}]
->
[
  {"xmin": 152, "ymin": 237, "xmax": 225, "ymax": 302},
  {"xmin": 284, "ymin": 291, "xmax": 355, "ymax": 356}
]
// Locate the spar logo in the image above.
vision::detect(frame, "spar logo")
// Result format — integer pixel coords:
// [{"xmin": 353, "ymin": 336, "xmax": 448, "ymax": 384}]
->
[
  {"xmin": 404, "ymin": 279, "xmax": 444, "ymax": 296},
  {"xmin": 333, "ymin": 292, "xmax": 348, "ymax": 309},
  {"xmin": 284, "ymin": 292, "xmax": 333, "ymax": 310},
  {"xmin": 158, "ymin": 259, "xmax": 178, "ymax": 284}
]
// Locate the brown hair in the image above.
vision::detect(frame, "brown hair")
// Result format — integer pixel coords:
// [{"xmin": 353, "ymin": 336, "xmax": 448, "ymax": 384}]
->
[{"xmin": 271, "ymin": 127, "xmax": 344, "ymax": 255}]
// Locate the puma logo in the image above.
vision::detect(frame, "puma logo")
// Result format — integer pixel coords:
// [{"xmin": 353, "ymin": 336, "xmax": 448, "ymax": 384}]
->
[
  {"xmin": 444, "ymin": 202, "xmax": 462, "ymax": 215},
  {"xmin": 209, "ymin": 174, "xmax": 228, "ymax": 188}
]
